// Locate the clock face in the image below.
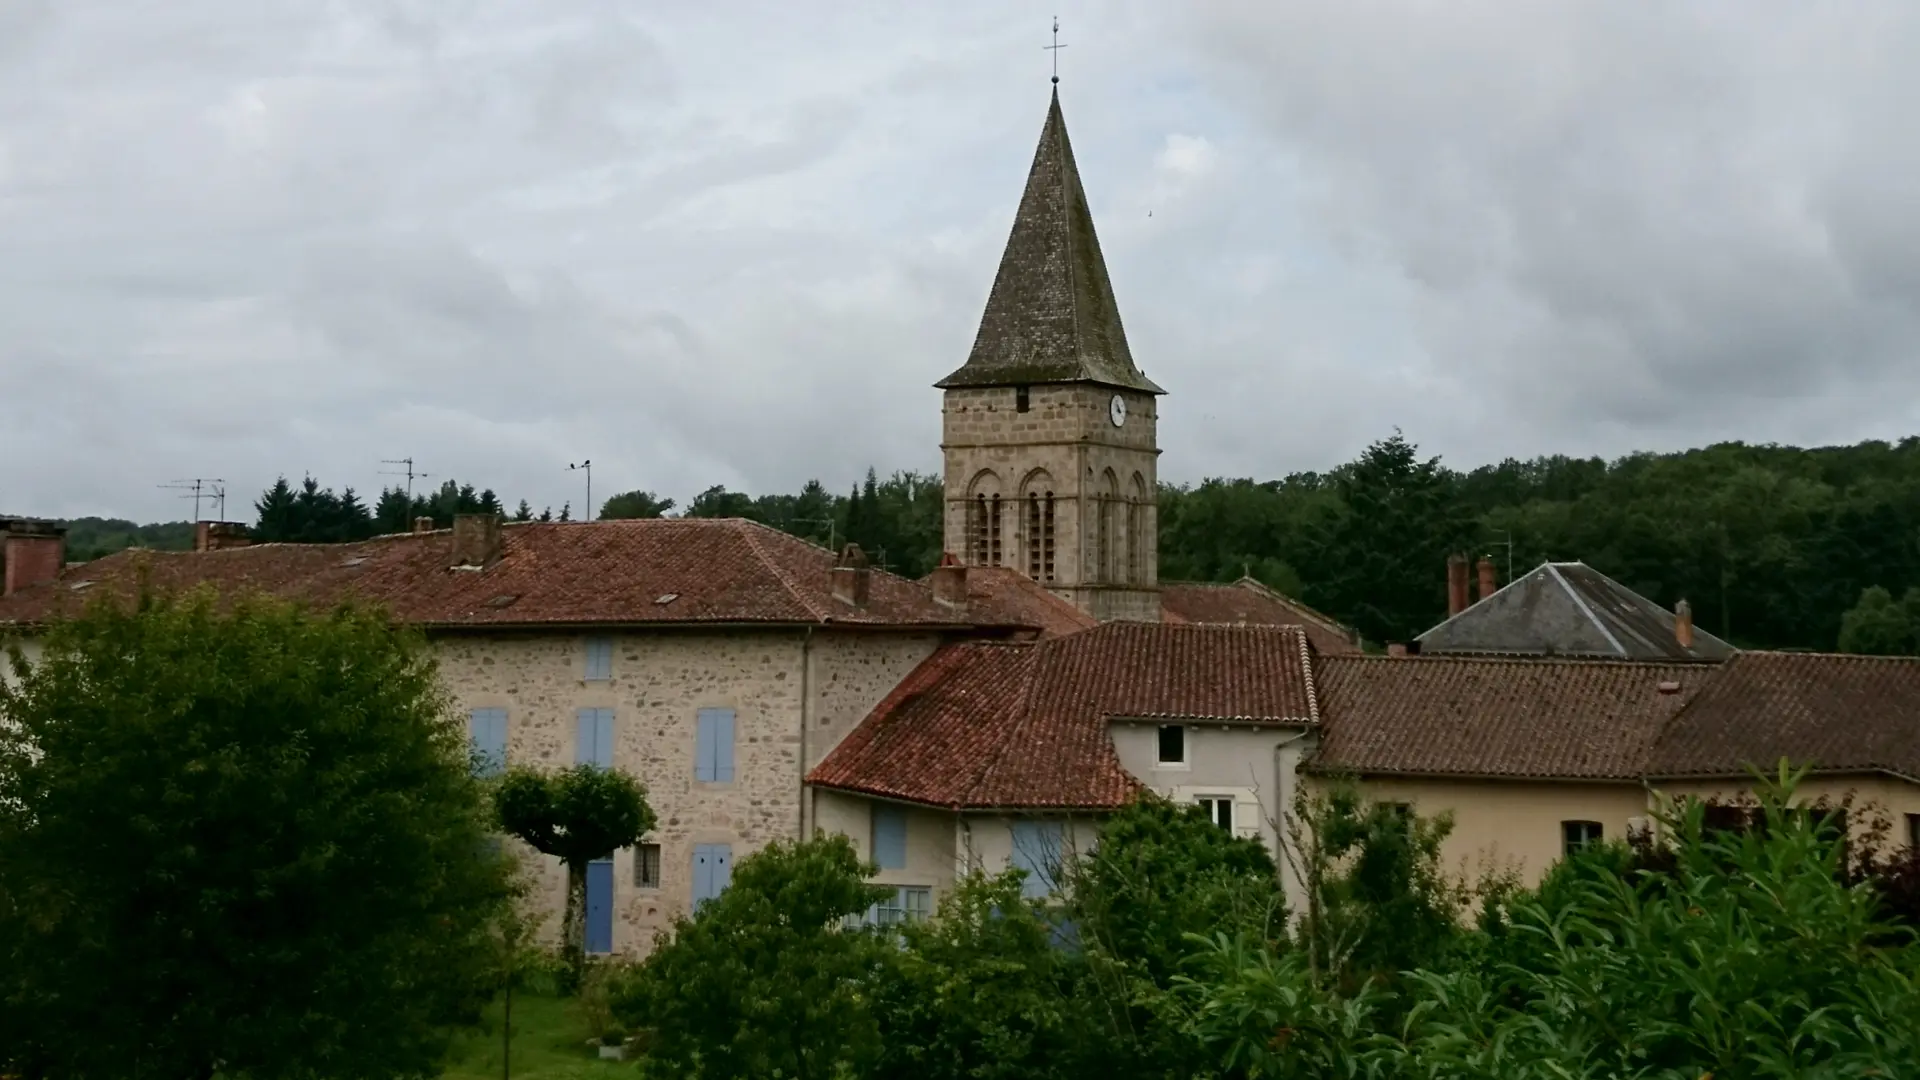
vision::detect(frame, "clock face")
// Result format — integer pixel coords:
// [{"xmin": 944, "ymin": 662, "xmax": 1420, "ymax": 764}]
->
[{"xmin": 1108, "ymin": 394, "xmax": 1127, "ymax": 428}]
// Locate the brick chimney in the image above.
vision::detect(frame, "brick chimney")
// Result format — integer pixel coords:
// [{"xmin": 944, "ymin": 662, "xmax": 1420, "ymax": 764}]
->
[
  {"xmin": 832, "ymin": 543, "xmax": 871, "ymax": 608},
  {"xmin": 930, "ymin": 551, "xmax": 968, "ymax": 610},
  {"xmin": 3, "ymin": 520, "xmax": 67, "ymax": 597},
  {"xmin": 194, "ymin": 521, "xmax": 252, "ymax": 553},
  {"xmin": 1476, "ymin": 556, "xmax": 1497, "ymax": 602},
  {"xmin": 451, "ymin": 514, "xmax": 503, "ymax": 568},
  {"xmin": 1674, "ymin": 599, "xmax": 1694, "ymax": 650},
  {"xmin": 1387, "ymin": 643, "xmax": 1408, "ymax": 658},
  {"xmin": 1446, "ymin": 554, "xmax": 1469, "ymax": 617},
  {"xmin": 413, "ymin": 517, "xmax": 435, "ymax": 534}
]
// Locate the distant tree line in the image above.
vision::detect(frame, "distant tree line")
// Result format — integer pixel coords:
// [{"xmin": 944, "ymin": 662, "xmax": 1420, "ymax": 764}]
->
[{"xmin": 46, "ymin": 431, "xmax": 1920, "ymax": 654}]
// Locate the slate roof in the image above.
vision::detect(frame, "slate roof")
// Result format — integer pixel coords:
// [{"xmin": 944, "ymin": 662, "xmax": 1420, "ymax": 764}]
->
[
  {"xmin": 1416, "ymin": 561, "xmax": 1734, "ymax": 662},
  {"xmin": 0, "ymin": 519, "xmax": 1043, "ymax": 632},
  {"xmin": 935, "ymin": 90, "xmax": 1162, "ymax": 394},
  {"xmin": 809, "ymin": 622, "xmax": 1318, "ymax": 809},
  {"xmin": 1647, "ymin": 651, "xmax": 1920, "ymax": 781},
  {"xmin": 1161, "ymin": 578, "xmax": 1363, "ymax": 655},
  {"xmin": 1311, "ymin": 656, "xmax": 1713, "ymax": 780}
]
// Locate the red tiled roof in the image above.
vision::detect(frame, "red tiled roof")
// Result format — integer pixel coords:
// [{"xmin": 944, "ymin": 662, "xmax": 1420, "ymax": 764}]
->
[
  {"xmin": 0, "ymin": 519, "xmax": 1044, "ymax": 632},
  {"xmin": 1646, "ymin": 651, "xmax": 1920, "ymax": 780},
  {"xmin": 810, "ymin": 622, "xmax": 1318, "ymax": 809},
  {"xmin": 1311, "ymin": 656, "xmax": 1712, "ymax": 780},
  {"xmin": 1160, "ymin": 578, "xmax": 1363, "ymax": 655},
  {"xmin": 938, "ymin": 567, "xmax": 1097, "ymax": 639}
]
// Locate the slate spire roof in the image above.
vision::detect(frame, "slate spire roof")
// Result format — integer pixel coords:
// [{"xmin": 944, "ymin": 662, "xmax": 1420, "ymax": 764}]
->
[
  {"xmin": 1416, "ymin": 561, "xmax": 1735, "ymax": 662},
  {"xmin": 936, "ymin": 90, "xmax": 1163, "ymax": 394}
]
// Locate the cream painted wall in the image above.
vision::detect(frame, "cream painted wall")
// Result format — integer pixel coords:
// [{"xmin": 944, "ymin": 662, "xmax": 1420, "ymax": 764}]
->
[
  {"xmin": 1111, "ymin": 721, "xmax": 1316, "ymax": 915},
  {"xmin": 814, "ymin": 789, "xmax": 961, "ymax": 905},
  {"xmin": 1654, "ymin": 774, "xmax": 1920, "ymax": 851},
  {"xmin": 958, "ymin": 813, "xmax": 1102, "ymax": 891},
  {"xmin": 1332, "ymin": 777, "xmax": 1653, "ymax": 889}
]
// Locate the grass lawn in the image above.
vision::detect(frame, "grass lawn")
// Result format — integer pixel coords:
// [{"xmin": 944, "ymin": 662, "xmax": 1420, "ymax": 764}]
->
[{"xmin": 440, "ymin": 990, "xmax": 631, "ymax": 1079}]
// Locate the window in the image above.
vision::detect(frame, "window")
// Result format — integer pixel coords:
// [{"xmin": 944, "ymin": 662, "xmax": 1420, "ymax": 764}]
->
[
  {"xmin": 1026, "ymin": 494, "xmax": 1041, "ymax": 578},
  {"xmin": 695, "ymin": 707, "xmax": 736, "ymax": 782},
  {"xmin": 1015, "ymin": 386, "xmax": 1030, "ymax": 413},
  {"xmin": 873, "ymin": 804, "xmax": 908, "ymax": 870},
  {"xmin": 988, "ymin": 495, "xmax": 1002, "ymax": 565},
  {"xmin": 970, "ymin": 495, "xmax": 987, "ymax": 565},
  {"xmin": 468, "ymin": 707, "xmax": 507, "ymax": 777},
  {"xmin": 1562, "ymin": 820, "xmax": 1603, "ymax": 856},
  {"xmin": 584, "ymin": 636, "xmax": 613, "ymax": 681},
  {"xmin": 633, "ymin": 843, "xmax": 662, "ymax": 889},
  {"xmin": 861, "ymin": 886, "xmax": 932, "ymax": 927},
  {"xmin": 1197, "ymin": 797, "xmax": 1234, "ymax": 831},
  {"xmin": 575, "ymin": 707, "xmax": 614, "ymax": 768},
  {"xmin": 1011, "ymin": 819, "xmax": 1064, "ymax": 898},
  {"xmin": 1095, "ymin": 495, "xmax": 1110, "ymax": 583},
  {"xmin": 1157, "ymin": 724, "xmax": 1186, "ymax": 766},
  {"xmin": 692, "ymin": 843, "xmax": 733, "ymax": 906},
  {"xmin": 1040, "ymin": 494, "xmax": 1055, "ymax": 581},
  {"xmin": 1909, "ymin": 813, "xmax": 1920, "ymax": 851}
]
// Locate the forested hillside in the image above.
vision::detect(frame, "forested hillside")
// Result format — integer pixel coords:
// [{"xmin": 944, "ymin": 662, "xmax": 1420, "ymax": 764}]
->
[{"xmin": 50, "ymin": 432, "xmax": 1920, "ymax": 654}]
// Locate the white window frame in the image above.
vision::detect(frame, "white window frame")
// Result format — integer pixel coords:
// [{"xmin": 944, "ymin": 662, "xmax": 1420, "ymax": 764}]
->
[{"xmin": 1195, "ymin": 795, "xmax": 1235, "ymax": 831}]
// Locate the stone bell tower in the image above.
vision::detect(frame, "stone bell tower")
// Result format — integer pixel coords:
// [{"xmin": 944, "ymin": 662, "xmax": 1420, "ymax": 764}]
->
[{"xmin": 937, "ymin": 88, "xmax": 1163, "ymax": 622}]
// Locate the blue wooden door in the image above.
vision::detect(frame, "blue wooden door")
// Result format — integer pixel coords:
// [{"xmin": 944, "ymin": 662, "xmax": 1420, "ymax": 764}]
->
[{"xmin": 585, "ymin": 858, "xmax": 614, "ymax": 954}]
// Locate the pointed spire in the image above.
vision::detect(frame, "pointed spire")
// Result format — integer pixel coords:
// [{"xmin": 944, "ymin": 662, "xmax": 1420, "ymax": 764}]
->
[{"xmin": 937, "ymin": 91, "xmax": 1163, "ymax": 394}]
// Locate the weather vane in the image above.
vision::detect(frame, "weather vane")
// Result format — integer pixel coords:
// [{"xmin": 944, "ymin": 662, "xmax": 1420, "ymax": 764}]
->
[{"xmin": 1045, "ymin": 16, "xmax": 1066, "ymax": 84}]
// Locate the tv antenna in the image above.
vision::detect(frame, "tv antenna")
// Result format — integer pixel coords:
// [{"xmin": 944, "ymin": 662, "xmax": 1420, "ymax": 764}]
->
[
  {"xmin": 380, "ymin": 458, "xmax": 432, "ymax": 502},
  {"xmin": 1488, "ymin": 530, "xmax": 1515, "ymax": 584},
  {"xmin": 159, "ymin": 478, "xmax": 227, "ymax": 522},
  {"xmin": 568, "ymin": 460, "xmax": 592, "ymax": 521},
  {"xmin": 1045, "ymin": 16, "xmax": 1066, "ymax": 84}
]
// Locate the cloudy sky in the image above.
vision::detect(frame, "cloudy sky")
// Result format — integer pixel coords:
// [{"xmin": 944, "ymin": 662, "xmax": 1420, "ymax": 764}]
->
[{"xmin": 5, "ymin": 1, "xmax": 1919, "ymax": 523}]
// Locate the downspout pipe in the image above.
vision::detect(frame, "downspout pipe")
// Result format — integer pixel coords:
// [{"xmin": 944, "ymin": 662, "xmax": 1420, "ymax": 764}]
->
[{"xmin": 799, "ymin": 625, "xmax": 815, "ymax": 841}]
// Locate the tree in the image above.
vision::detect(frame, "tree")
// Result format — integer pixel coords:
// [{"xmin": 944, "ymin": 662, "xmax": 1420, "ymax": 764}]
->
[
  {"xmin": 614, "ymin": 834, "xmax": 892, "ymax": 1080},
  {"xmin": 512, "ymin": 499, "xmax": 534, "ymax": 522},
  {"xmin": 685, "ymin": 484, "xmax": 757, "ymax": 519},
  {"xmin": 599, "ymin": 490, "xmax": 675, "ymax": 520},
  {"xmin": 1838, "ymin": 585, "xmax": 1919, "ymax": 655},
  {"xmin": 0, "ymin": 589, "xmax": 515, "ymax": 1080},
  {"xmin": 493, "ymin": 764, "xmax": 654, "ymax": 983}
]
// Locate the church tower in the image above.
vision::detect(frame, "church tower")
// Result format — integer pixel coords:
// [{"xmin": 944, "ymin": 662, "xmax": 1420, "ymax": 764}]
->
[{"xmin": 938, "ymin": 89, "xmax": 1164, "ymax": 622}]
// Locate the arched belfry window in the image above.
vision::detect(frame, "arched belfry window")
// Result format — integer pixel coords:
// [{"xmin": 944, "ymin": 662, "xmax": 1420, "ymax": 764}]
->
[
  {"xmin": 1041, "ymin": 493, "xmax": 1055, "ymax": 582},
  {"xmin": 1097, "ymin": 469, "xmax": 1119, "ymax": 584},
  {"xmin": 1025, "ymin": 493, "xmax": 1042, "ymax": 579},
  {"xmin": 988, "ymin": 494, "xmax": 1003, "ymax": 566},
  {"xmin": 967, "ymin": 471, "xmax": 1004, "ymax": 568},
  {"xmin": 1127, "ymin": 472, "xmax": 1148, "ymax": 584},
  {"xmin": 970, "ymin": 495, "xmax": 988, "ymax": 566}
]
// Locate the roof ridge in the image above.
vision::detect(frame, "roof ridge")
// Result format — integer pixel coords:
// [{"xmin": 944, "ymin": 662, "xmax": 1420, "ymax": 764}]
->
[
  {"xmin": 731, "ymin": 519, "xmax": 829, "ymax": 622},
  {"xmin": 1545, "ymin": 562, "xmax": 1628, "ymax": 656},
  {"xmin": 1331, "ymin": 653, "xmax": 1707, "ymax": 670}
]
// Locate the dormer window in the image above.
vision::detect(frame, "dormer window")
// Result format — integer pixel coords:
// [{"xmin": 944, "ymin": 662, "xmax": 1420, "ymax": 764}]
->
[{"xmin": 1157, "ymin": 724, "xmax": 1185, "ymax": 766}]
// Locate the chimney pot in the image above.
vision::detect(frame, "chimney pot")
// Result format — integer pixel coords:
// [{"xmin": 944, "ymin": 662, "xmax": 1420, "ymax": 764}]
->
[
  {"xmin": 930, "ymin": 552, "xmax": 968, "ymax": 610},
  {"xmin": 451, "ymin": 514, "xmax": 504, "ymax": 568},
  {"xmin": 1674, "ymin": 599, "xmax": 1695, "ymax": 650},
  {"xmin": 1476, "ymin": 556, "xmax": 1496, "ymax": 602},
  {"xmin": 413, "ymin": 517, "xmax": 435, "ymax": 534},
  {"xmin": 832, "ymin": 543, "xmax": 872, "ymax": 608},
  {"xmin": 1446, "ymin": 554, "xmax": 1469, "ymax": 617},
  {"xmin": 3, "ymin": 520, "xmax": 68, "ymax": 597}
]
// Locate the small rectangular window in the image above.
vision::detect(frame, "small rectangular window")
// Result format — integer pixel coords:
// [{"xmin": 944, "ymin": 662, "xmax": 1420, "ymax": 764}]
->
[
  {"xmin": 695, "ymin": 708, "xmax": 736, "ymax": 782},
  {"xmin": 872, "ymin": 804, "xmax": 908, "ymax": 870},
  {"xmin": 1562, "ymin": 820, "xmax": 1603, "ymax": 856},
  {"xmin": 1015, "ymin": 386, "xmax": 1030, "ymax": 413},
  {"xmin": 1907, "ymin": 813, "xmax": 1919, "ymax": 851},
  {"xmin": 1156, "ymin": 724, "xmax": 1185, "ymax": 765},
  {"xmin": 584, "ymin": 636, "xmax": 613, "ymax": 681},
  {"xmin": 1197, "ymin": 797, "xmax": 1234, "ymax": 831},
  {"xmin": 633, "ymin": 843, "xmax": 661, "ymax": 889}
]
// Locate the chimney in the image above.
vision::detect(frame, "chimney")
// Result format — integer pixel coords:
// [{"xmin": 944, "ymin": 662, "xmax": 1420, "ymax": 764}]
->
[
  {"xmin": 832, "ymin": 543, "xmax": 871, "ymax": 608},
  {"xmin": 451, "ymin": 514, "xmax": 503, "ymax": 568},
  {"xmin": 1387, "ymin": 643, "xmax": 1408, "ymax": 658},
  {"xmin": 1446, "ymin": 554, "xmax": 1469, "ymax": 617},
  {"xmin": 1476, "ymin": 556, "xmax": 1497, "ymax": 602},
  {"xmin": 3, "ymin": 520, "xmax": 67, "ymax": 597},
  {"xmin": 413, "ymin": 517, "xmax": 435, "ymax": 534},
  {"xmin": 194, "ymin": 521, "xmax": 252, "ymax": 553},
  {"xmin": 930, "ymin": 551, "xmax": 968, "ymax": 610},
  {"xmin": 1674, "ymin": 599, "xmax": 1694, "ymax": 650}
]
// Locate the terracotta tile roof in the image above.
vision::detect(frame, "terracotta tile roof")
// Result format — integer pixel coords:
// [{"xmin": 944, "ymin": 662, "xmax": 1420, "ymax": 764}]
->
[
  {"xmin": 1647, "ymin": 651, "xmax": 1920, "ymax": 780},
  {"xmin": 937, "ymin": 567, "xmax": 1097, "ymax": 639},
  {"xmin": 1161, "ymin": 578, "xmax": 1363, "ymax": 655},
  {"xmin": 809, "ymin": 622, "xmax": 1317, "ymax": 809},
  {"xmin": 935, "ymin": 90, "xmax": 1162, "ymax": 394},
  {"xmin": 0, "ymin": 519, "xmax": 1044, "ymax": 632},
  {"xmin": 1418, "ymin": 561, "xmax": 1734, "ymax": 662},
  {"xmin": 1311, "ymin": 656, "xmax": 1712, "ymax": 780}
]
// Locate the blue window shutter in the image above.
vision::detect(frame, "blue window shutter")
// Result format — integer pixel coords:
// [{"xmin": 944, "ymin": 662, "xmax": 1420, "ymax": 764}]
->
[
  {"xmin": 1011, "ymin": 820, "xmax": 1063, "ymax": 898},
  {"xmin": 468, "ymin": 708, "xmax": 507, "ymax": 777},
  {"xmin": 692, "ymin": 844, "xmax": 715, "ymax": 905},
  {"xmin": 712, "ymin": 844, "xmax": 732, "ymax": 894},
  {"xmin": 575, "ymin": 709, "xmax": 594, "ymax": 766},
  {"xmin": 694, "ymin": 712, "xmax": 716, "ymax": 781},
  {"xmin": 873, "ymin": 804, "xmax": 908, "ymax": 870},
  {"xmin": 594, "ymin": 709, "xmax": 616, "ymax": 768},
  {"xmin": 585, "ymin": 637, "xmax": 613, "ymax": 681},
  {"xmin": 714, "ymin": 708, "xmax": 736, "ymax": 782}
]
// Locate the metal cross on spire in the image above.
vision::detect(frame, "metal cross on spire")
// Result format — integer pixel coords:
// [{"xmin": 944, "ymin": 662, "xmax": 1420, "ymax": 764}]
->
[{"xmin": 1045, "ymin": 16, "xmax": 1066, "ymax": 84}]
